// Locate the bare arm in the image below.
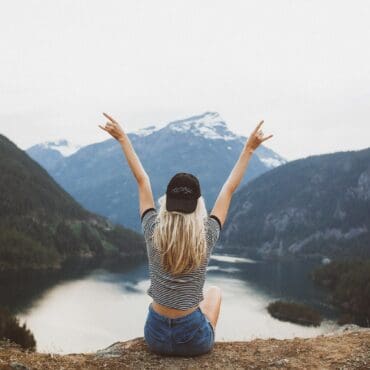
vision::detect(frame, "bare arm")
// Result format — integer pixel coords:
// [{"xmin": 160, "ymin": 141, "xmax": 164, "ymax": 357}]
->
[
  {"xmin": 98, "ymin": 113, "xmax": 155, "ymax": 217},
  {"xmin": 210, "ymin": 120, "xmax": 273, "ymax": 228}
]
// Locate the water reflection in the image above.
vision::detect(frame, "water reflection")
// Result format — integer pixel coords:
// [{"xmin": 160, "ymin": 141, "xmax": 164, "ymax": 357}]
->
[{"xmin": 1, "ymin": 255, "xmax": 339, "ymax": 354}]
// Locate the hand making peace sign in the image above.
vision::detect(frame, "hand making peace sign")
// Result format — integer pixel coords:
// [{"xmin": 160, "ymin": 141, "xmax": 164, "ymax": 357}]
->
[{"xmin": 245, "ymin": 120, "xmax": 273, "ymax": 152}]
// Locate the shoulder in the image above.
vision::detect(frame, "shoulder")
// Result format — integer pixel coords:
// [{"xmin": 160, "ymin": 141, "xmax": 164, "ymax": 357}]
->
[
  {"xmin": 205, "ymin": 214, "xmax": 222, "ymax": 247},
  {"xmin": 208, "ymin": 214, "xmax": 222, "ymax": 231},
  {"xmin": 141, "ymin": 207, "xmax": 157, "ymax": 223}
]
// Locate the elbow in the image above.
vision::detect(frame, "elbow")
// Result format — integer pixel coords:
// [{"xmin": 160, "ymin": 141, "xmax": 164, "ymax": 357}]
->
[
  {"xmin": 223, "ymin": 183, "xmax": 235, "ymax": 196},
  {"xmin": 137, "ymin": 174, "xmax": 150, "ymax": 186}
]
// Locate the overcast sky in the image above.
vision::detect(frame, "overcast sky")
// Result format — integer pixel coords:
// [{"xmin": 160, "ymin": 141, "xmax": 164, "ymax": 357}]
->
[{"xmin": 1, "ymin": 0, "xmax": 369, "ymax": 160}]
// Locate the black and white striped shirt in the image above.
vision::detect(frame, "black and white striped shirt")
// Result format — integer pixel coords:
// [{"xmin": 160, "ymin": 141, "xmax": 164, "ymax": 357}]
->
[{"xmin": 141, "ymin": 208, "xmax": 221, "ymax": 310}]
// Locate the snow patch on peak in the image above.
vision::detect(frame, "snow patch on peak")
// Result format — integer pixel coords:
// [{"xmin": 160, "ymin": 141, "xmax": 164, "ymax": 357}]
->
[
  {"xmin": 260, "ymin": 157, "xmax": 286, "ymax": 168},
  {"xmin": 40, "ymin": 139, "xmax": 81, "ymax": 156},
  {"xmin": 257, "ymin": 152, "xmax": 287, "ymax": 168},
  {"xmin": 168, "ymin": 112, "xmax": 237, "ymax": 141},
  {"xmin": 130, "ymin": 125, "xmax": 157, "ymax": 137}
]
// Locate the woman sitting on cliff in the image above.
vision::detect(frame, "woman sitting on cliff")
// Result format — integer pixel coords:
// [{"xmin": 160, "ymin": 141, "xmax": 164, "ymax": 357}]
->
[{"xmin": 99, "ymin": 113, "xmax": 273, "ymax": 357}]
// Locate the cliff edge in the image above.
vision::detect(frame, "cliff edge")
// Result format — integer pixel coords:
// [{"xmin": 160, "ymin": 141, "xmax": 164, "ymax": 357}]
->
[{"xmin": 0, "ymin": 326, "xmax": 369, "ymax": 369}]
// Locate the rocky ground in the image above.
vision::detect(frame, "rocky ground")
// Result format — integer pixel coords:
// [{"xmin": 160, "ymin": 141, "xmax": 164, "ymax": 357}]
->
[{"xmin": 0, "ymin": 326, "xmax": 369, "ymax": 369}]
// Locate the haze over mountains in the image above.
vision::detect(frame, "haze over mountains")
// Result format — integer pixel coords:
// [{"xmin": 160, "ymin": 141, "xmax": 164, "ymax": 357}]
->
[
  {"xmin": 27, "ymin": 112, "xmax": 286, "ymax": 231},
  {"xmin": 220, "ymin": 147, "xmax": 370, "ymax": 260}
]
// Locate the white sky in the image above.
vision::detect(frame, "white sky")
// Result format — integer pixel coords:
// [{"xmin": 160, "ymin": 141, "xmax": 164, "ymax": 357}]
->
[{"xmin": 0, "ymin": 0, "xmax": 369, "ymax": 160}]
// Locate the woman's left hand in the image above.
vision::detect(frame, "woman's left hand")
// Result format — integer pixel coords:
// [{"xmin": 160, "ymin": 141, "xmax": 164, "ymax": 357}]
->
[
  {"xmin": 98, "ymin": 112, "xmax": 125, "ymax": 142},
  {"xmin": 245, "ymin": 120, "xmax": 273, "ymax": 152}
]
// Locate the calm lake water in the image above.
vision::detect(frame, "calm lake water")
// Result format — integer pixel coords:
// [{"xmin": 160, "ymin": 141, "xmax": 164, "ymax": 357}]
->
[{"xmin": 1, "ymin": 254, "xmax": 339, "ymax": 354}]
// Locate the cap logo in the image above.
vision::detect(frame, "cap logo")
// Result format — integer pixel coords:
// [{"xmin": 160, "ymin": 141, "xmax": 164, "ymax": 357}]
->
[{"xmin": 171, "ymin": 186, "xmax": 193, "ymax": 194}]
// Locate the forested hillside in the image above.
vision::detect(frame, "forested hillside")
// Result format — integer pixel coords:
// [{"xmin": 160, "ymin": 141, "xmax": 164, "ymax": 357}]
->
[
  {"xmin": 0, "ymin": 134, "xmax": 145, "ymax": 272},
  {"xmin": 221, "ymin": 147, "xmax": 370, "ymax": 260}
]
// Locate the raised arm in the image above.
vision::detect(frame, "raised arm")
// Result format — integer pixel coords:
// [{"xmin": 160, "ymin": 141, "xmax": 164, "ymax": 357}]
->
[
  {"xmin": 98, "ymin": 112, "xmax": 155, "ymax": 218},
  {"xmin": 210, "ymin": 120, "xmax": 273, "ymax": 228}
]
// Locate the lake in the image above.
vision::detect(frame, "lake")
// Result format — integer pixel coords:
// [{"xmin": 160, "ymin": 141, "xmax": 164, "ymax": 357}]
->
[{"xmin": 0, "ymin": 254, "xmax": 339, "ymax": 354}]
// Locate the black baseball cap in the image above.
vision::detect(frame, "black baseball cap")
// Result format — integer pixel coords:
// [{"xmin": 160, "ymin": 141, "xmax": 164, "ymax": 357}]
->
[{"xmin": 166, "ymin": 172, "xmax": 201, "ymax": 213}]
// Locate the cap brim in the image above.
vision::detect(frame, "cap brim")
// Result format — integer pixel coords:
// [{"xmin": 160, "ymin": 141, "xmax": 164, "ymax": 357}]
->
[{"xmin": 166, "ymin": 197, "xmax": 197, "ymax": 213}]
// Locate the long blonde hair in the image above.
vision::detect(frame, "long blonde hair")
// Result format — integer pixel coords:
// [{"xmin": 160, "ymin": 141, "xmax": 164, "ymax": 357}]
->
[{"xmin": 152, "ymin": 193, "xmax": 208, "ymax": 276}]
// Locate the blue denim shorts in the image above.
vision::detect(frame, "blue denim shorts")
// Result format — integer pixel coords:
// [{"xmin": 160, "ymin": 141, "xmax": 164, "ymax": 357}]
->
[{"xmin": 144, "ymin": 302, "xmax": 215, "ymax": 357}]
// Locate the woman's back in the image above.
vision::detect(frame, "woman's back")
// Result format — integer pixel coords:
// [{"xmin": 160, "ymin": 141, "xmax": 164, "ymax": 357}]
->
[{"xmin": 142, "ymin": 208, "xmax": 221, "ymax": 310}]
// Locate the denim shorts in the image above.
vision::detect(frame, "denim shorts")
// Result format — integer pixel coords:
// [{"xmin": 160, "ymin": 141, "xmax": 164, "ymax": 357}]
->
[{"xmin": 144, "ymin": 302, "xmax": 215, "ymax": 357}]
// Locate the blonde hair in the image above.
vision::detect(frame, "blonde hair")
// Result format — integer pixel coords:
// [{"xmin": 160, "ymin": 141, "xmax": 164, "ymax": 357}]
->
[{"xmin": 152, "ymin": 193, "xmax": 208, "ymax": 276}]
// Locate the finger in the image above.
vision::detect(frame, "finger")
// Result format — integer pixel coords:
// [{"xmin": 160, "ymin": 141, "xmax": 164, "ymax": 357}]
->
[
  {"xmin": 103, "ymin": 112, "xmax": 117, "ymax": 124},
  {"xmin": 98, "ymin": 124, "xmax": 110, "ymax": 132},
  {"xmin": 253, "ymin": 120, "xmax": 264, "ymax": 135},
  {"xmin": 262, "ymin": 134, "xmax": 273, "ymax": 142}
]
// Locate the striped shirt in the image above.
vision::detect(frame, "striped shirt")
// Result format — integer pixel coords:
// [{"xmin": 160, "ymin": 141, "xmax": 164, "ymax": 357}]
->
[{"xmin": 141, "ymin": 208, "xmax": 221, "ymax": 310}]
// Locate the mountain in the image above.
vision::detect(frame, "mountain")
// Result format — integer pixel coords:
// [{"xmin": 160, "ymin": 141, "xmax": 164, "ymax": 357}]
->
[
  {"xmin": 220, "ymin": 147, "xmax": 370, "ymax": 260},
  {"xmin": 27, "ymin": 139, "xmax": 82, "ymax": 172},
  {"xmin": 0, "ymin": 134, "xmax": 145, "ymax": 272},
  {"xmin": 26, "ymin": 112, "xmax": 286, "ymax": 230}
]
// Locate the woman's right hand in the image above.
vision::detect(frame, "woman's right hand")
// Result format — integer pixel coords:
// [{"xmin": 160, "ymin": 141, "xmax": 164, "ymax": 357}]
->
[{"xmin": 245, "ymin": 120, "xmax": 273, "ymax": 152}]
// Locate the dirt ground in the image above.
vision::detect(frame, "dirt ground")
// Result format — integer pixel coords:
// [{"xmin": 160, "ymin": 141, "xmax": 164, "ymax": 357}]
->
[{"xmin": 0, "ymin": 327, "xmax": 369, "ymax": 369}]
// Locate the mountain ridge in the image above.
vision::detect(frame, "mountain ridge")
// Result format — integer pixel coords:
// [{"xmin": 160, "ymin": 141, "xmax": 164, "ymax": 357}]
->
[
  {"xmin": 220, "ymin": 146, "xmax": 370, "ymax": 260},
  {"xmin": 27, "ymin": 112, "xmax": 286, "ymax": 231}
]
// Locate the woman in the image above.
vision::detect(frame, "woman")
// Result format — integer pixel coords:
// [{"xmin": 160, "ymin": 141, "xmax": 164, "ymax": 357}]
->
[{"xmin": 99, "ymin": 113, "xmax": 273, "ymax": 356}]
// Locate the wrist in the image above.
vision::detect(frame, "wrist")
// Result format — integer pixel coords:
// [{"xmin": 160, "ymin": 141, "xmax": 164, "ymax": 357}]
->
[
  {"xmin": 244, "ymin": 145, "xmax": 254, "ymax": 155},
  {"xmin": 118, "ymin": 135, "xmax": 127, "ymax": 144}
]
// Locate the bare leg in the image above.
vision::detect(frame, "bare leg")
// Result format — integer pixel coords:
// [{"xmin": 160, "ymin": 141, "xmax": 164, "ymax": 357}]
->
[{"xmin": 199, "ymin": 285, "xmax": 222, "ymax": 332}]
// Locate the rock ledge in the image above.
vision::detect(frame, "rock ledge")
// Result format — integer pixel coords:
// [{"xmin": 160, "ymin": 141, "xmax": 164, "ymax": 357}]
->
[{"xmin": 1, "ymin": 327, "xmax": 369, "ymax": 369}]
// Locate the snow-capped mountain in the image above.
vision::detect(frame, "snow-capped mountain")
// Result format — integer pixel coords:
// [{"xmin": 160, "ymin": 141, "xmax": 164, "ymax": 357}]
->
[
  {"xmin": 32, "ymin": 139, "xmax": 81, "ymax": 156},
  {"xmin": 169, "ymin": 112, "xmax": 285, "ymax": 168},
  {"xmin": 130, "ymin": 125, "xmax": 158, "ymax": 137},
  {"xmin": 129, "ymin": 112, "xmax": 285, "ymax": 168},
  {"xmin": 27, "ymin": 139, "xmax": 82, "ymax": 172},
  {"xmin": 27, "ymin": 112, "xmax": 286, "ymax": 231},
  {"xmin": 166, "ymin": 112, "xmax": 238, "ymax": 141}
]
